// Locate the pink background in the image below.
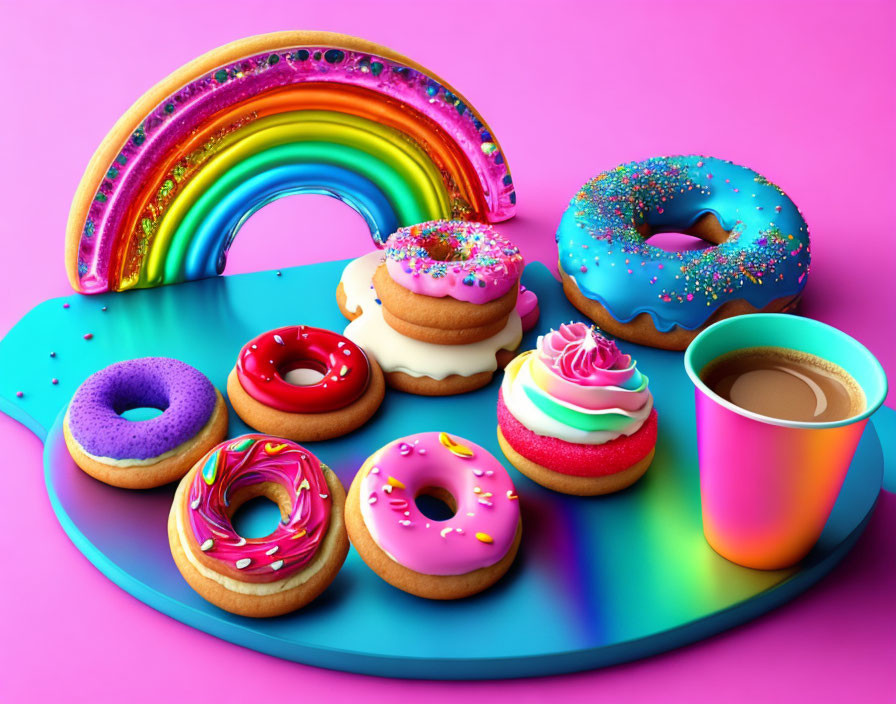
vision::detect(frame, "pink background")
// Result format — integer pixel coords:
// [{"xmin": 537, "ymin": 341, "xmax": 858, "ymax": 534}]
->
[{"xmin": 1, "ymin": 0, "xmax": 894, "ymax": 701}]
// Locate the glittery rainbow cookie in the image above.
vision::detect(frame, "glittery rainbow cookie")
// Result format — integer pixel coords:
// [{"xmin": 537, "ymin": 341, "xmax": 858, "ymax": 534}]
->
[
  {"xmin": 65, "ymin": 31, "xmax": 515, "ymax": 293},
  {"xmin": 556, "ymin": 156, "xmax": 810, "ymax": 350},
  {"xmin": 497, "ymin": 323, "xmax": 657, "ymax": 495}
]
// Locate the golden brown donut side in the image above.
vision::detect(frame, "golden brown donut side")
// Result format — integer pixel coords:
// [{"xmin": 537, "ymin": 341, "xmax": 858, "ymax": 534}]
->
[
  {"xmin": 373, "ymin": 264, "xmax": 518, "ymax": 344},
  {"xmin": 560, "ymin": 268, "xmax": 801, "ymax": 351},
  {"xmin": 226, "ymin": 357, "xmax": 385, "ymax": 442}
]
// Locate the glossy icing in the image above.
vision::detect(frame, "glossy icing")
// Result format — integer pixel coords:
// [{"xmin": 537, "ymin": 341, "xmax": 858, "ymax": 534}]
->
[
  {"xmin": 70, "ymin": 35, "xmax": 515, "ymax": 293},
  {"xmin": 65, "ymin": 357, "xmax": 217, "ymax": 461},
  {"xmin": 556, "ymin": 156, "xmax": 810, "ymax": 331},
  {"xmin": 358, "ymin": 432, "xmax": 520, "ymax": 575},
  {"xmin": 501, "ymin": 324, "xmax": 653, "ymax": 444},
  {"xmin": 517, "ymin": 285, "xmax": 540, "ymax": 332},
  {"xmin": 186, "ymin": 435, "xmax": 331, "ymax": 582},
  {"xmin": 236, "ymin": 325, "xmax": 371, "ymax": 413},
  {"xmin": 384, "ymin": 220, "xmax": 524, "ymax": 304},
  {"xmin": 341, "ymin": 251, "xmax": 522, "ymax": 379}
]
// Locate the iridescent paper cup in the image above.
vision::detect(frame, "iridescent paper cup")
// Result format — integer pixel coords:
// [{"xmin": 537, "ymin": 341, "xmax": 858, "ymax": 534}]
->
[{"xmin": 684, "ymin": 314, "xmax": 887, "ymax": 570}]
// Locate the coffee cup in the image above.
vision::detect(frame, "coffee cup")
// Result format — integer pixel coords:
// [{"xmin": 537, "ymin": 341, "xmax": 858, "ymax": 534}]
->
[{"xmin": 684, "ymin": 314, "xmax": 887, "ymax": 569}]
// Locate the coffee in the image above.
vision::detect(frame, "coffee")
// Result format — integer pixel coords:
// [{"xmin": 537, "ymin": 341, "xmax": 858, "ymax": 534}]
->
[{"xmin": 700, "ymin": 346, "xmax": 865, "ymax": 423}]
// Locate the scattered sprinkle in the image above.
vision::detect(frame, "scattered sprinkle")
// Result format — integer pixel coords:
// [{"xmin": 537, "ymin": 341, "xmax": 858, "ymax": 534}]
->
[{"xmin": 439, "ymin": 432, "xmax": 474, "ymax": 458}]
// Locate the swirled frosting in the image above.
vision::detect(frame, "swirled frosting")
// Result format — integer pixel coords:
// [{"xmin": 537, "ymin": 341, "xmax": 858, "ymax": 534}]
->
[
  {"xmin": 385, "ymin": 220, "xmax": 524, "ymax": 304},
  {"xmin": 186, "ymin": 436, "xmax": 331, "ymax": 582},
  {"xmin": 501, "ymin": 323, "xmax": 653, "ymax": 444}
]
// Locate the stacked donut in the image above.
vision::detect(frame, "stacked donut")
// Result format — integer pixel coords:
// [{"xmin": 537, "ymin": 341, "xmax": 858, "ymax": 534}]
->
[{"xmin": 337, "ymin": 220, "xmax": 538, "ymax": 395}]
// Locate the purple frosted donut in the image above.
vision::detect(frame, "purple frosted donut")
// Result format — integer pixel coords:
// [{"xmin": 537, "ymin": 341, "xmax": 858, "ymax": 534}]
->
[{"xmin": 63, "ymin": 358, "xmax": 228, "ymax": 489}]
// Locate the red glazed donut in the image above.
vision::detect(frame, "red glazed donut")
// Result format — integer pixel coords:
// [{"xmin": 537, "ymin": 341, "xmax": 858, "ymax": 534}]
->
[{"xmin": 227, "ymin": 325, "xmax": 385, "ymax": 441}]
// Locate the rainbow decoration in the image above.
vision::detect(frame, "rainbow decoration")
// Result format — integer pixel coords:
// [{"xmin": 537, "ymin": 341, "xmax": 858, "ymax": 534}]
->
[{"xmin": 65, "ymin": 31, "xmax": 516, "ymax": 293}]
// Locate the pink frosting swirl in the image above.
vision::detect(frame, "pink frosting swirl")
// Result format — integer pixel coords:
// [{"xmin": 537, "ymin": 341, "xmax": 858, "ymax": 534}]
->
[{"xmin": 537, "ymin": 323, "xmax": 629, "ymax": 386}]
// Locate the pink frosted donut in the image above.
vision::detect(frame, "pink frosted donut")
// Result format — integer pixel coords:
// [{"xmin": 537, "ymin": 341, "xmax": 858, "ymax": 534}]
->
[
  {"xmin": 384, "ymin": 220, "xmax": 524, "ymax": 304},
  {"xmin": 346, "ymin": 431, "xmax": 522, "ymax": 599}
]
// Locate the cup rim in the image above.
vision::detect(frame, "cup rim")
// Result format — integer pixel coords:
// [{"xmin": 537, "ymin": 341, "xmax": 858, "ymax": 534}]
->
[{"xmin": 684, "ymin": 314, "xmax": 888, "ymax": 429}]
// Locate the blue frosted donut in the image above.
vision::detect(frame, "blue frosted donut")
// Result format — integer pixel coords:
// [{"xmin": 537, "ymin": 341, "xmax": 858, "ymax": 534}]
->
[
  {"xmin": 64, "ymin": 357, "xmax": 227, "ymax": 488},
  {"xmin": 556, "ymin": 156, "xmax": 810, "ymax": 350}
]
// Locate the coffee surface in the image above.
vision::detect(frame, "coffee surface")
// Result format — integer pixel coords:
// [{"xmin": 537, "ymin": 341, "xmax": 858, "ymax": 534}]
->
[{"xmin": 700, "ymin": 346, "xmax": 864, "ymax": 423}]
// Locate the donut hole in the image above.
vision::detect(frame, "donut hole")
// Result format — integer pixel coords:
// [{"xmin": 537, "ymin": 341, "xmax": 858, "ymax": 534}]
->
[
  {"xmin": 118, "ymin": 407, "xmax": 165, "ymax": 421},
  {"xmin": 414, "ymin": 486, "xmax": 458, "ymax": 521},
  {"xmin": 227, "ymin": 482, "xmax": 292, "ymax": 539},
  {"xmin": 279, "ymin": 358, "xmax": 328, "ymax": 386},
  {"xmin": 111, "ymin": 384, "xmax": 170, "ymax": 421},
  {"xmin": 421, "ymin": 238, "xmax": 468, "ymax": 262},
  {"xmin": 644, "ymin": 232, "xmax": 713, "ymax": 252},
  {"xmin": 639, "ymin": 212, "xmax": 731, "ymax": 251}
]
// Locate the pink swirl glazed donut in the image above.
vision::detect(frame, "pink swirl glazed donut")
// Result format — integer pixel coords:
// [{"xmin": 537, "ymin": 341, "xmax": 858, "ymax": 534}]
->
[
  {"xmin": 345, "ymin": 431, "xmax": 522, "ymax": 599},
  {"xmin": 168, "ymin": 434, "xmax": 349, "ymax": 617}
]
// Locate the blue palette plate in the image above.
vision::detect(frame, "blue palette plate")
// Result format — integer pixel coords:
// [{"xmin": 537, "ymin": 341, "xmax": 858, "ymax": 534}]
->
[{"xmin": 0, "ymin": 259, "xmax": 887, "ymax": 679}]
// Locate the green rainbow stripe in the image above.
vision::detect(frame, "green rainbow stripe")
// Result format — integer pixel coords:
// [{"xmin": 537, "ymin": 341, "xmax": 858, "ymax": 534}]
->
[
  {"xmin": 522, "ymin": 375, "xmax": 651, "ymax": 432},
  {"xmin": 141, "ymin": 111, "xmax": 451, "ymax": 288}
]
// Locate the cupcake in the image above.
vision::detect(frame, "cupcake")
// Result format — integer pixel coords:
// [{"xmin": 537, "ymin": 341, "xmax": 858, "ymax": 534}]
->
[{"xmin": 497, "ymin": 322, "xmax": 657, "ymax": 495}]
